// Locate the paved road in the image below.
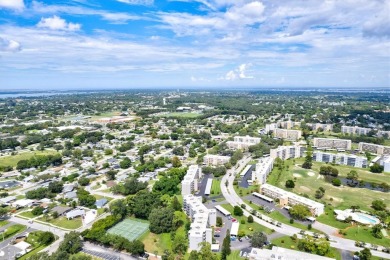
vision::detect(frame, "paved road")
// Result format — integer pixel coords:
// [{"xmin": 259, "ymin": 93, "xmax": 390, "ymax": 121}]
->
[
  {"xmin": 84, "ymin": 241, "xmax": 137, "ymax": 260},
  {"xmin": 9, "ymin": 216, "xmax": 67, "ymax": 254},
  {"xmin": 220, "ymin": 156, "xmax": 390, "ymax": 259}
]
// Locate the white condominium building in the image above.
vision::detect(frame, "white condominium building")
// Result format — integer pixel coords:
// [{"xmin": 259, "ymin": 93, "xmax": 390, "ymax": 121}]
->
[
  {"xmin": 273, "ymin": 128, "xmax": 302, "ymax": 141},
  {"xmin": 227, "ymin": 135, "xmax": 261, "ymax": 150},
  {"xmin": 342, "ymin": 126, "xmax": 371, "ymax": 135},
  {"xmin": 252, "ymin": 157, "xmax": 274, "ymax": 184},
  {"xmin": 377, "ymin": 130, "xmax": 390, "ymax": 138},
  {"xmin": 313, "ymin": 138, "xmax": 352, "ymax": 150},
  {"xmin": 306, "ymin": 123, "xmax": 333, "ymax": 132},
  {"xmin": 203, "ymin": 154, "xmax": 230, "ymax": 166},
  {"xmin": 313, "ymin": 151, "xmax": 368, "ymax": 168},
  {"xmin": 182, "ymin": 165, "xmax": 202, "ymax": 196},
  {"xmin": 278, "ymin": 120, "xmax": 301, "ymax": 129},
  {"xmin": 359, "ymin": 142, "xmax": 390, "ymax": 155},
  {"xmin": 260, "ymin": 184, "xmax": 324, "ymax": 216},
  {"xmin": 183, "ymin": 195, "xmax": 217, "ymax": 251},
  {"xmin": 270, "ymin": 145, "xmax": 306, "ymax": 160},
  {"xmin": 383, "ymin": 157, "xmax": 390, "ymax": 173},
  {"xmin": 265, "ymin": 123, "xmax": 278, "ymax": 133},
  {"xmin": 249, "ymin": 246, "xmax": 334, "ymax": 260}
]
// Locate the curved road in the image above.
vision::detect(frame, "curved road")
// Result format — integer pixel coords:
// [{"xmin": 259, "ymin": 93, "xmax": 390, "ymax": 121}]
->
[{"xmin": 220, "ymin": 156, "xmax": 390, "ymax": 259}]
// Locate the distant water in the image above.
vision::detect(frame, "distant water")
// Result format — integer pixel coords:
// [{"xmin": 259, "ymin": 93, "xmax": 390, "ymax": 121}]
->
[{"xmin": 0, "ymin": 91, "xmax": 88, "ymax": 98}]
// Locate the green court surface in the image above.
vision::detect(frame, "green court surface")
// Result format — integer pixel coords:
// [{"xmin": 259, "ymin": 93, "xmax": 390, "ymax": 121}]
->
[{"xmin": 107, "ymin": 219, "xmax": 149, "ymax": 241}]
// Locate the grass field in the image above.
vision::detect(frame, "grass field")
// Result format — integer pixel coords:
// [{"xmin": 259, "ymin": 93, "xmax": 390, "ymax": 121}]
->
[
  {"xmin": 3, "ymin": 224, "xmax": 26, "ymax": 240},
  {"xmin": 38, "ymin": 216, "xmax": 82, "ymax": 230},
  {"xmin": 0, "ymin": 220, "xmax": 9, "ymax": 227},
  {"xmin": 161, "ymin": 112, "xmax": 201, "ymax": 118},
  {"xmin": 108, "ymin": 218, "xmax": 149, "ymax": 241},
  {"xmin": 221, "ymin": 204, "xmax": 274, "ymax": 235},
  {"xmin": 0, "ymin": 150, "xmax": 57, "ymax": 168},
  {"xmin": 18, "ymin": 211, "xmax": 36, "ymax": 219},
  {"xmin": 343, "ymin": 225, "xmax": 390, "ymax": 247},
  {"xmin": 271, "ymin": 236, "xmax": 342, "ymax": 259},
  {"xmin": 267, "ymin": 158, "xmax": 390, "ymax": 211},
  {"xmin": 211, "ymin": 179, "xmax": 221, "ymax": 195}
]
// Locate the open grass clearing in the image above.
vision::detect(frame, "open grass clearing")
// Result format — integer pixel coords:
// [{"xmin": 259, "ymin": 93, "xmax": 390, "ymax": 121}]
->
[
  {"xmin": 342, "ymin": 225, "xmax": 390, "ymax": 247},
  {"xmin": 160, "ymin": 112, "xmax": 201, "ymax": 118},
  {"xmin": 0, "ymin": 220, "xmax": 9, "ymax": 227},
  {"xmin": 38, "ymin": 216, "xmax": 82, "ymax": 230},
  {"xmin": 0, "ymin": 150, "xmax": 58, "ymax": 167},
  {"xmin": 2, "ymin": 224, "xmax": 26, "ymax": 240},
  {"xmin": 18, "ymin": 211, "xmax": 36, "ymax": 219},
  {"xmin": 266, "ymin": 158, "xmax": 390, "ymax": 211},
  {"xmin": 211, "ymin": 179, "xmax": 221, "ymax": 195}
]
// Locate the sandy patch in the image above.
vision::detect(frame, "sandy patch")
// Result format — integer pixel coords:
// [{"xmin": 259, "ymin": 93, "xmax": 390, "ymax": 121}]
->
[
  {"xmin": 308, "ymin": 171, "xmax": 315, "ymax": 176},
  {"xmin": 317, "ymin": 175, "xmax": 324, "ymax": 179},
  {"xmin": 300, "ymin": 186, "xmax": 311, "ymax": 192},
  {"xmin": 293, "ymin": 173, "xmax": 302, "ymax": 178}
]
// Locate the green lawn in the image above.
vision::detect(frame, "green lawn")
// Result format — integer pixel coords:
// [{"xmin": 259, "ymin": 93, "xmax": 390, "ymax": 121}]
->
[
  {"xmin": 342, "ymin": 225, "xmax": 390, "ymax": 247},
  {"xmin": 211, "ymin": 179, "xmax": 221, "ymax": 195},
  {"xmin": 226, "ymin": 250, "xmax": 241, "ymax": 260},
  {"xmin": 271, "ymin": 236, "xmax": 342, "ymax": 260},
  {"xmin": 0, "ymin": 220, "xmax": 9, "ymax": 227},
  {"xmin": 316, "ymin": 206, "xmax": 351, "ymax": 230},
  {"xmin": 221, "ymin": 204, "xmax": 274, "ymax": 235},
  {"xmin": 38, "ymin": 216, "xmax": 82, "ymax": 230},
  {"xmin": 2, "ymin": 224, "xmax": 26, "ymax": 240},
  {"xmin": 18, "ymin": 211, "xmax": 36, "ymax": 219},
  {"xmin": 266, "ymin": 158, "xmax": 390, "ymax": 211},
  {"xmin": 161, "ymin": 112, "xmax": 201, "ymax": 118},
  {"xmin": 0, "ymin": 150, "xmax": 58, "ymax": 167}
]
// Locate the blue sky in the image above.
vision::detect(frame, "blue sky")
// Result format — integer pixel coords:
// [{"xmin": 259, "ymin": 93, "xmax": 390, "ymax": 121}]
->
[{"xmin": 0, "ymin": 0, "xmax": 389, "ymax": 89}]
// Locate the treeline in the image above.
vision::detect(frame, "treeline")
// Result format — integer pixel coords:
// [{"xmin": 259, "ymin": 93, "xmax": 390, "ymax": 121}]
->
[
  {"xmin": 0, "ymin": 138, "xmax": 20, "ymax": 150},
  {"xmin": 16, "ymin": 154, "xmax": 62, "ymax": 170}
]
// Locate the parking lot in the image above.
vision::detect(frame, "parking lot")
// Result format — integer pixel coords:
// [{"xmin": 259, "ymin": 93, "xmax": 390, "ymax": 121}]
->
[
  {"xmin": 82, "ymin": 248, "xmax": 120, "ymax": 260},
  {"xmin": 244, "ymin": 194, "xmax": 312, "ymax": 225},
  {"xmin": 205, "ymin": 201, "xmax": 251, "ymax": 251}
]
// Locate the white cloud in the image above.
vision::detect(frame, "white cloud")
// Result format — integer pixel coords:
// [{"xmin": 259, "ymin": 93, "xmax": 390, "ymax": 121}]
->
[
  {"xmin": 32, "ymin": 1, "xmax": 141, "ymax": 24},
  {"xmin": 0, "ymin": 37, "xmax": 21, "ymax": 52},
  {"xmin": 37, "ymin": 16, "xmax": 81, "ymax": 31},
  {"xmin": 0, "ymin": 0, "xmax": 24, "ymax": 10},
  {"xmin": 117, "ymin": 0, "xmax": 154, "ymax": 5},
  {"xmin": 190, "ymin": 76, "xmax": 209, "ymax": 82},
  {"xmin": 224, "ymin": 63, "xmax": 254, "ymax": 80}
]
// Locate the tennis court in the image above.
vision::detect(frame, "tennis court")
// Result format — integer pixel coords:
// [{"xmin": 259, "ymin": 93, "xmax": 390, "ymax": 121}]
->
[{"xmin": 107, "ymin": 218, "xmax": 149, "ymax": 241}]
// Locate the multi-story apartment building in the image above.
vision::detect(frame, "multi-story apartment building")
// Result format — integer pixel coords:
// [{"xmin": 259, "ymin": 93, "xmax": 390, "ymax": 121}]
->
[
  {"xmin": 203, "ymin": 154, "xmax": 231, "ymax": 166},
  {"xmin": 226, "ymin": 135, "xmax": 261, "ymax": 150},
  {"xmin": 273, "ymin": 128, "xmax": 302, "ymax": 141},
  {"xmin": 313, "ymin": 138, "xmax": 352, "ymax": 150},
  {"xmin": 183, "ymin": 195, "xmax": 217, "ymax": 251},
  {"xmin": 260, "ymin": 184, "xmax": 324, "ymax": 216},
  {"xmin": 249, "ymin": 246, "xmax": 333, "ymax": 260},
  {"xmin": 181, "ymin": 165, "xmax": 202, "ymax": 196},
  {"xmin": 306, "ymin": 123, "xmax": 333, "ymax": 131},
  {"xmin": 252, "ymin": 157, "xmax": 274, "ymax": 184},
  {"xmin": 313, "ymin": 151, "xmax": 368, "ymax": 168},
  {"xmin": 377, "ymin": 130, "xmax": 390, "ymax": 138},
  {"xmin": 265, "ymin": 123, "xmax": 278, "ymax": 133},
  {"xmin": 342, "ymin": 126, "xmax": 371, "ymax": 135},
  {"xmin": 384, "ymin": 157, "xmax": 390, "ymax": 173},
  {"xmin": 270, "ymin": 145, "xmax": 306, "ymax": 160},
  {"xmin": 278, "ymin": 120, "xmax": 301, "ymax": 129},
  {"xmin": 359, "ymin": 142, "xmax": 390, "ymax": 155}
]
